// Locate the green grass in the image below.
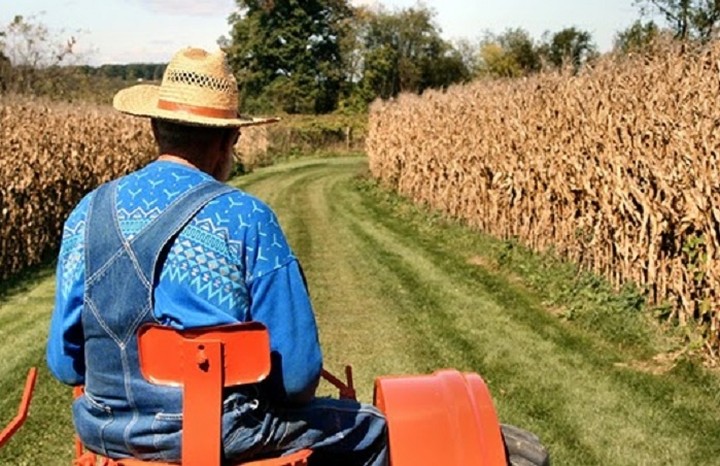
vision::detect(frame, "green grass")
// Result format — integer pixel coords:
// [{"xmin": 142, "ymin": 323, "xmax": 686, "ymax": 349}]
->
[{"xmin": 1, "ymin": 156, "xmax": 720, "ymax": 465}]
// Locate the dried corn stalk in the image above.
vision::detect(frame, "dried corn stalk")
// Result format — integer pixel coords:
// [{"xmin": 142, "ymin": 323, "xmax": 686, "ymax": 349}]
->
[
  {"xmin": 0, "ymin": 96, "xmax": 270, "ymax": 281},
  {"xmin": 367, "ymin": 41, "xmax": 720, "ymax": 353}
]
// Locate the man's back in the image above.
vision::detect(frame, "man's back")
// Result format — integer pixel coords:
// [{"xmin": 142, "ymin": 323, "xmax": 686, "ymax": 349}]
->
[
  {"xmin": 47, "ymin": 160, "xmax": 322, "ymax": 460},
  {"xmin": 60, "ymin": 161, "xmax": 293, "ymax": 323}
]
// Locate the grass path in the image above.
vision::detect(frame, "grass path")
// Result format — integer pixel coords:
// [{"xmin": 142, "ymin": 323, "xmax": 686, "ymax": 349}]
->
[{"xmin": 1, "ymin": 156, "xmax": 720, "ymax": 465}]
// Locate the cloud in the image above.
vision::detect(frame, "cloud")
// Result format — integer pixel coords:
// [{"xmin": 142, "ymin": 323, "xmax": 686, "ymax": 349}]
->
[{"xmin": 136, "ymin": 0, "xmax": 235, "ymax": 17}]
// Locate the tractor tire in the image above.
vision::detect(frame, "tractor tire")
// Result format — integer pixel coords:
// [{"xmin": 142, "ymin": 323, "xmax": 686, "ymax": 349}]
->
[{"xmin": 501, "ymin": 424, "xmax": 550, "ymax": 466}]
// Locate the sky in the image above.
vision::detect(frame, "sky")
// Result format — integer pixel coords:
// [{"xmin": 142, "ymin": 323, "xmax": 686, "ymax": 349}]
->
[{"xmin": 1, "ymin": 0, "xmax": 645, "ymax": 65}]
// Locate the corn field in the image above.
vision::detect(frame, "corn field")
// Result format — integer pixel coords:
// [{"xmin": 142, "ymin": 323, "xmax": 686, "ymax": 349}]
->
[
  {"xmin": 0, "ymin": 96, "xmax": 267, "ymax": 281},
  {"xmin": 367, "ymin": 41, "xmax": 720, "ymax": 353}
]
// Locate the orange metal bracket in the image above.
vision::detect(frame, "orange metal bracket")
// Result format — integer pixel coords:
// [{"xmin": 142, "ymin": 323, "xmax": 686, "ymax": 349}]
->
[
  {"xmin": 181, "ymin": 338, "xmax": 223, "ymax": 466},
  {"xmin": 0, "ymin": 367, "xmax": 37, "ymax": 449},
  {"xmin": 321, "ymin": 365, "xmax": 356, "ymax": 400}
]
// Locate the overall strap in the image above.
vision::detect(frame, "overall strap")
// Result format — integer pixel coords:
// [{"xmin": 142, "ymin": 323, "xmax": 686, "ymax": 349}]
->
[
  {"xmin": 130, "ymin": 180, "xmax": 234, "ymax": 285},
  {"xmin": 86, "ymin": 179, "xmax": 234, "ymax": 286},
  {"xmin": 85, "ymin": 180, "xmax": 125, "ymax": 279}
]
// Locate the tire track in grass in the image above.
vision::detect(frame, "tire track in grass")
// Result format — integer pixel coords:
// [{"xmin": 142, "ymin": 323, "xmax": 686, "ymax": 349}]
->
[
  {"xmin": 243, "ymin": 159, "xmax": 606, "ymax": 463},
  {"xmin": 336, "ymin": 186, "xmax": 607, "ymax": 465},
  {"xmin": 0, "ymin": 345, "xmax": 75, "ymax": 466},
  {"xmin": 0, "ymin": 277, "xmax": 55, "ymax": 384}
]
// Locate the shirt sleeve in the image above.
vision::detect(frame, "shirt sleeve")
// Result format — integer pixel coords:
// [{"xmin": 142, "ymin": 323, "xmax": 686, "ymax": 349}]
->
[
  {"xmin": 46, "ymin": 198, "xmax": 90, "ymax": 386},
  {"xmin": 249, "ymin": 261, "xmax": 323, "ymax": 401},
  {"xmin": 241, "ymin": 199, "xmax": 322, "ymax": 401}
]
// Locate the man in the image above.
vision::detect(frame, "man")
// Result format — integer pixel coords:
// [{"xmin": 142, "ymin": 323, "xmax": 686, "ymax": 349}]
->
[{"xmin": 46, "ymin": 47, "xmax": 388, "ymax": 465}]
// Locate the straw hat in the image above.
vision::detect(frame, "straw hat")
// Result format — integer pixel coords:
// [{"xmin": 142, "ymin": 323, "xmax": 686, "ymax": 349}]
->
[{"xmin": 113, "ymin": 47, "xmax": 277, "ymax": 128}]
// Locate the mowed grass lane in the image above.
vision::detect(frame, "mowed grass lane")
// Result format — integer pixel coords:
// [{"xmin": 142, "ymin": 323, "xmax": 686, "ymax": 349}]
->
[{"xmin": 1, "ymin": 156, "xmax": 720, "ymax": 465}]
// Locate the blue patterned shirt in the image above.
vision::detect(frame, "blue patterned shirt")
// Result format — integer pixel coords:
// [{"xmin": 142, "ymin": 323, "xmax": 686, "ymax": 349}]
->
[{"xmin": 47, "ymin": 160, "xmax": 322, "ymax": 400}]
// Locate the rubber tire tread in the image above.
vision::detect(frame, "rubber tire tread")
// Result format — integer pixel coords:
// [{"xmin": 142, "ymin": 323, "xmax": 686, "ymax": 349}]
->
[{"xmin": 501, "ymin": 424, "xmax": 550, "ymax": 466}]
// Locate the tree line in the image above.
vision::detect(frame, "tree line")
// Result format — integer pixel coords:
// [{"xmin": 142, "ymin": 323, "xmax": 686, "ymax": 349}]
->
[
  {"xmin": 220, "ymin": 0, "xmax": 720, "ymax": 114},
  {"xmin": 0, "ymin": 15, "xmax": 167, "ymax": 99},
  {"xmin": 2, "ymin": 0, "xmax": 720, "ymax": 110},
  {"xmin": 221, "ymin": 1, "xmax": 601, "ymax": 114}
]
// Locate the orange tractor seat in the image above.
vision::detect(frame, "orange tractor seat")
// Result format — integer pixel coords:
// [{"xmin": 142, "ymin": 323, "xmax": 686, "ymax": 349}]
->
[{"xmin": 73, "ymin": 322, "xmax": 311, "ymax": 466}]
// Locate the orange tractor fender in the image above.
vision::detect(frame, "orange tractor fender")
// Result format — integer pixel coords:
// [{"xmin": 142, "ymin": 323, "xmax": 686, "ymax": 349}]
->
[{"xmin": 375, "ymin": 369, "xmax": 507, "ymax": 466}]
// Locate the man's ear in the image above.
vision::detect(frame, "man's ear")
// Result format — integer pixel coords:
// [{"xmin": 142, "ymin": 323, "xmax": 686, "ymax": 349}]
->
[
  {"xmin": 151, "ymin": 119, "xmax": 160, "ymax": 140},
  {"xmin": 223, "ymin": 128, "xmax": 240, "ymax": 152},
  {"xmin": 151, "ymin": 120, "xmax": 165, "ymax": 154}
]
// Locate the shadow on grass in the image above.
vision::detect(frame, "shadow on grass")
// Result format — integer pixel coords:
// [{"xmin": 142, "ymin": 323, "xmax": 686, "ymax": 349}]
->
[{"xmin": 0, "ymin": 256, "xmax": 57, "ymax": 303}]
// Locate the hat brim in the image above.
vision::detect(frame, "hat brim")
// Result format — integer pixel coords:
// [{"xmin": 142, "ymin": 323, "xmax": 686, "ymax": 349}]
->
[{"xmin": 113, "ymin": 84, "xmax": 278, "ymax": 128}]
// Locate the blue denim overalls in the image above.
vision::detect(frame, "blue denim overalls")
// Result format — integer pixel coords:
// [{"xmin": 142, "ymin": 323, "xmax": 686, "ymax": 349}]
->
[{"xmin": 73, "ymin": 178, "xmax": 233, "ymax": 461}]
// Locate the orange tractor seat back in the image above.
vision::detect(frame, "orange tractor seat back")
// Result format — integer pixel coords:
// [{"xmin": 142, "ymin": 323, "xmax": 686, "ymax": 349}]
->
[{"xmin": 74, "ymin": 322, "xmax": 311, "ymax": 466}]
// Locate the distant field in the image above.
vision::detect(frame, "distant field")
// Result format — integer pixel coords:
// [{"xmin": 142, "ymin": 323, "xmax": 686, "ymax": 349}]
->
[{"xmin": 1, "ymin": 157, "xmax": 720, "ymax": 465}]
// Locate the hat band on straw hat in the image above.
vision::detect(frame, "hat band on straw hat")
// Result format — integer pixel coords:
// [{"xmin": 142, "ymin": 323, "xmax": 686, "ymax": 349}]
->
[{"xmin": 157, "ymin": 99, "xmax": 238, "ymax": 119}]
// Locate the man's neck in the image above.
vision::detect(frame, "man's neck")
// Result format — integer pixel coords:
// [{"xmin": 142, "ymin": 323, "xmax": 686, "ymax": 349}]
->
[
  {"xmin": 157, "ymin": 154, "xmax": 202, "ymax": 171},
  {"xmin": 157, "ymin": 152, "xmax": 227, "ymax": 181}
]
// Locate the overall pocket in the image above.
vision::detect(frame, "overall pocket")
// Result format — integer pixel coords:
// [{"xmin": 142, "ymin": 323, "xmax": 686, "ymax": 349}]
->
[
  {"xmin": 72, "ymin": 393, "xmax": 114, "ymax": 457},
  {"xmin": 150, "ymin": 412, "xmax": 183, "ymax": 462},
  {"xmin": 223, "ymin": 392, "xmax": 269, "ymax": 460}
]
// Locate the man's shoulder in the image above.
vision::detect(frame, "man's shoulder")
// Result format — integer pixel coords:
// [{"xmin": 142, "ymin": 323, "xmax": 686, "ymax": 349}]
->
[
  {"xmin": 64, "ymin": 189, "xmax": 96, "ymax": 228},
  {"xmin": 64, "ymin": 169, "xmax": 136, "ymax": 227},
  {"xmin": 211, "ymin": 189, "xmax": 275, "ymax": 218}
]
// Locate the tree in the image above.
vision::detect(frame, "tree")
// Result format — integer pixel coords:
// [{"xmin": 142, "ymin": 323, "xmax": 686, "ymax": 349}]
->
[
  {"xmin": 0, "ymin": 54, "xmax": 8, "ymax": 92},
  {"xmin": 635, "ymin": 0, "xmax": 720, "ymax": 40},
  {"xmin": 614, "ymin": 20, "xmax": 661, "ymax": 53},
  {"xmin": 477, "ymin": 28, "xmax": 541, "ymax": 78},
  {"xmin": 223, "ymin": 0, "xmax": 352, "ymax": 114},
  {"xmin": 498, "ymin": 28, "xmax": 541, "ymax": 74},
  {"xmin": 478, "ymin": 42, "xmax": 521, "ymax": 77},
  {"xmin": 541, "ymin": 27, "xmax": 597, "ymax": 71},
  {"xmin": 355, "ymin": 5, "xmax": 469, "ymax": 102},
  {"xmin": 0, "ymin": 15, "xmax": 80, "ymax": 96},
  {"xmin": 453, "ymin": 38, "xmax": 480, "ymax": 74}
]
